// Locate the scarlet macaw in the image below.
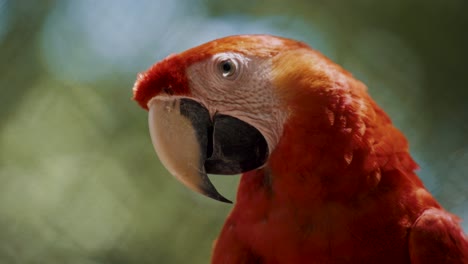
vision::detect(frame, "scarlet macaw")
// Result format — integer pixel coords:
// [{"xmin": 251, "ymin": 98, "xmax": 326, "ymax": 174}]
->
[{"xmin": 133, "ymin": 35, "xmax": 468, "ymax": 263}]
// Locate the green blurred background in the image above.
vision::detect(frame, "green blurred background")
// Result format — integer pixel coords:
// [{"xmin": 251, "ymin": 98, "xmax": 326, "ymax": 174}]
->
[{"xmin": 0, "ymin": 0, "xmax": 467, "ymax": 263}]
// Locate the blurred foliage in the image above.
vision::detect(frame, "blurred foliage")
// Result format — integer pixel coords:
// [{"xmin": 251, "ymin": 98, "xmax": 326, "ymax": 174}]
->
[{"xmin": 0, "ymin": 0, "xmax": 467, "ymax": 263}]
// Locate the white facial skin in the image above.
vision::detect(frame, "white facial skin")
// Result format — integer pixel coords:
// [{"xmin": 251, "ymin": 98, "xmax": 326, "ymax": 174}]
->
[{"xmin": 186, "ymin": 52, "xmax": 288, "ymax": 154}]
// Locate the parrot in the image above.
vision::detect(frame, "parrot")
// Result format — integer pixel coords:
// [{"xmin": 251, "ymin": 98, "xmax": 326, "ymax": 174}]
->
[{"xmin": 132, "ymin": 34, "xmax": 468, "ymax": 263}]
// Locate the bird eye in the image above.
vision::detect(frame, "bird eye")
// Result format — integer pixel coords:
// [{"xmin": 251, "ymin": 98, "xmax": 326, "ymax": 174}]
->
[{"xmin": 217, "ymin": 59, "xmax": 239, "ymax": 79}]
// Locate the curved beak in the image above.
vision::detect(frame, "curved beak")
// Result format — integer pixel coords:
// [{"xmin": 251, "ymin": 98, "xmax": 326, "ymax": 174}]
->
[{"xmin": 148, "ymin": 96, "xmax": 268, "ymax": 203}]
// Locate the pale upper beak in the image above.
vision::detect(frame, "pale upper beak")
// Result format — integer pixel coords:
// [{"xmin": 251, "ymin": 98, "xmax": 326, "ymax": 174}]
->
[{"xmin": 147, "ymin": 96, "xmax": 269, "ymax": 203}]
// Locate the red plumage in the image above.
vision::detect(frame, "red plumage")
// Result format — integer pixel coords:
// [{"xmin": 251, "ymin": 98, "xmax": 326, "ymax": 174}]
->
[{"xmin": 133, "ymin": 35, "xmax": 468, "ymax": 263}]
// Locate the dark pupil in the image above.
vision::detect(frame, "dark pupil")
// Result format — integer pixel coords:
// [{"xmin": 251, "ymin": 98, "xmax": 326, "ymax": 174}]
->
[{"xmin": 222, "ymin": 61, "xmax": 232, "ymax": 73}]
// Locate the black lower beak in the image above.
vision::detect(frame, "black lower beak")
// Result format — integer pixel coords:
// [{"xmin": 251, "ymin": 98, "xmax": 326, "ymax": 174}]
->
[
  {"xmin": 205, "ymin": 114, "xmax": 269, "ymax": 175},
  {"xmin": 148, "ymin": 97, "xmax": 269, "ymax": 203}
]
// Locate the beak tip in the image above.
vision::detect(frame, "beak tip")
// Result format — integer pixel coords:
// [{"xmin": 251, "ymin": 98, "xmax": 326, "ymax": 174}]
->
[
  {"xmin": 215, "ymin": 195, "xmax": 233, "ymax": 204},
  {"xmin": 199, "ymin": 184, "xmax": 233, "ymax": 204}
]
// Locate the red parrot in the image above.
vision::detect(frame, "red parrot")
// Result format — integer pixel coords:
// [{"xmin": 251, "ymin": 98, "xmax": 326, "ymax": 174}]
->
[{"xmin": 132, "ymin": 35, "xmax": 468, "ymax": 263}]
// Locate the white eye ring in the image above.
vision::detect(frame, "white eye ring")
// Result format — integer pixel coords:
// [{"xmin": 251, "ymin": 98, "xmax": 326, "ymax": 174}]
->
[{"xmin": 215, "ymin": 56, "xmax": 242, "ymax": 80}]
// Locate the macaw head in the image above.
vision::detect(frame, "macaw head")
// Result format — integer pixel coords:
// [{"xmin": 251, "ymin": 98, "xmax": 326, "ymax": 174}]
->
[{"xmin": 132, "ymin": 34, "xmax": 376, "ymax": 202}]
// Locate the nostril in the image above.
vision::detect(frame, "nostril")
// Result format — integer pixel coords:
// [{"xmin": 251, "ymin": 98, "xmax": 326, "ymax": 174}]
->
[{"xmin": 162, "ymin": 87, "xmax": 174, "ymax": 95}]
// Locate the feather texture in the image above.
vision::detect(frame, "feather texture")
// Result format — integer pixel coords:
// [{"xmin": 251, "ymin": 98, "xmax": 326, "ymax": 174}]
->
[{"xmin": 133, "ymin": 35, "xmax": 468, "ymax": 264}]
